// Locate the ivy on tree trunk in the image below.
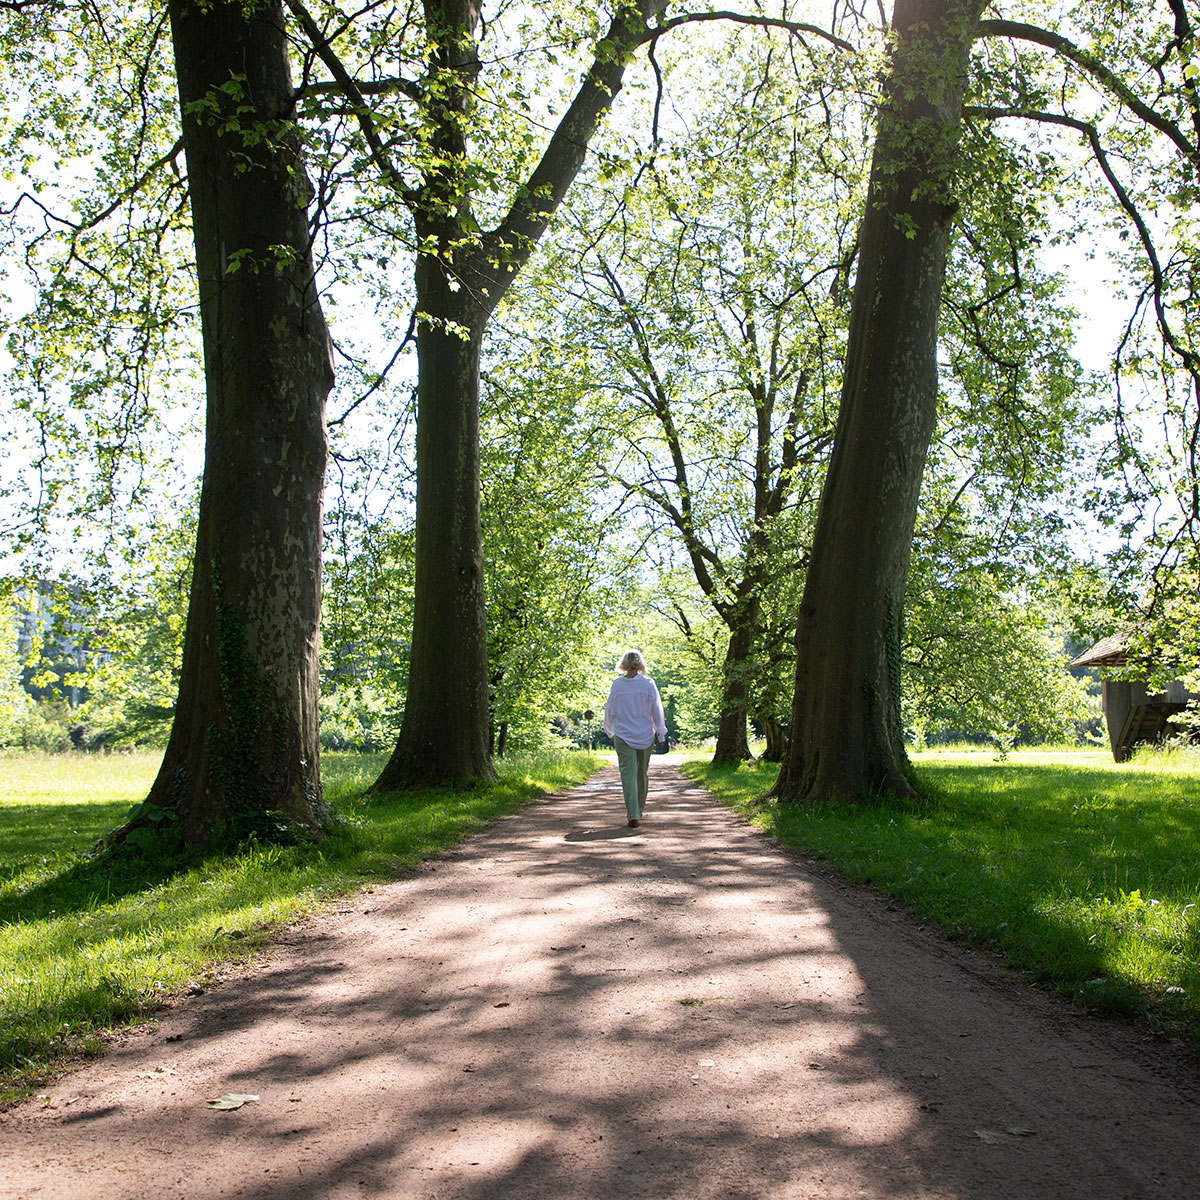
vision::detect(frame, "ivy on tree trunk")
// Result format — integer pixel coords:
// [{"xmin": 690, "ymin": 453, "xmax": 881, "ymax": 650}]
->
[{"xmin": 128, "ymin": 0, "xmax": 334, "ymax": 848}]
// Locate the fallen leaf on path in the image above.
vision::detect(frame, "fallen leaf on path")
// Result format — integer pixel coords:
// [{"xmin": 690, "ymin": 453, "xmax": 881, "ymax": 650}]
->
[
  {"xmin": 206, "ymin": 1094, "xmax": 259, "ymax": 1111},
  {"xmin": 974, "ymin": 1129, "xmax": 1005, "ymax": 1144},
  {"xmin": 1008, "ymin": 1126, "xmax": 1037, "ymax": 1137}
]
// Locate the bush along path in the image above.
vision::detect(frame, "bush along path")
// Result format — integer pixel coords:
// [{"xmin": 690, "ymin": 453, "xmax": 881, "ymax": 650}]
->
[{"xmin": 2, "ymin": 763, "xmax": 1199, "ymax": 1200}]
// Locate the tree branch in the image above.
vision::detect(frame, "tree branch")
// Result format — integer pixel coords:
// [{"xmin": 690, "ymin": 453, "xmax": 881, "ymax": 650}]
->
[
  {"xmin": 977, "ymin": 18, "xmax": 1198, "ymax": 165},
  {"xmin": 964, "ymin": 104, "xmax": 1196, "ymax": 374},
  {"xmin": 283, "ymin": 0, "xmax": 412, "ymax": 195},
  {"xmin": 299, "ymin": 74, "xmax": 422, "ymax": 102},
  {"xmin": 650, "ymin": 10, "xmax": 854, "ymax": 53},
  {"xmin": 478, "ymin": 0, "xmax": 668, "ymax": 302},
  {"xmin": 4, "ymin": 138, "xmax": 186, "ymax": 235}
]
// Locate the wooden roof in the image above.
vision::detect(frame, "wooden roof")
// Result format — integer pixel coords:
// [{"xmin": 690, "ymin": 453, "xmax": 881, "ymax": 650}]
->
[{"xmin": 1069, "ymin": 632, "xmax": 1131, "ymax": 670}]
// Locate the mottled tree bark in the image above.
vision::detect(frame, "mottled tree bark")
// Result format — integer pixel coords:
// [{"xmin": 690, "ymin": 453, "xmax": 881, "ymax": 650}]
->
[
  {"xmin": 132, "ymin": 0, "xmax": 333, "ymax": 847},
  {"xmin": 773, "ymin": 0, "xmax": 985, "ymax": 804},
  {"xmin": 373, "ymin": 276, "xmax": 495, "ymax": 788}
]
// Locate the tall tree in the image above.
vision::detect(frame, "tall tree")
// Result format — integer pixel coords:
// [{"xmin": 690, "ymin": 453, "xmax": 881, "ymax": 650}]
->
[
  {"xmin": 773, "ymin": 0, "xmax": 987, "ymax": 803},
  {"xmin": 0, "ymin": 0, "xmax": 333, "ymax": 844},
  {"xmin": 772, "ymin": 0, "xmax": 1200, "ymax": 801},
  {"xmin": 580, "ymin": 213, "xmax": 835, "ymax": 766},
  {"xmin": 299, "ymin": 0, "xmax": 675, "ymax": 789},
  {"xmin": 289, "ymin": 0, "xmax": 851, "ymax": 789},
  {"xmin": 532, "ymin": 28, "xmax": 860, "ymax": 764},
  {"xmin": 132, "ymin": 0, "xmax": 335, "ymax": 845}
]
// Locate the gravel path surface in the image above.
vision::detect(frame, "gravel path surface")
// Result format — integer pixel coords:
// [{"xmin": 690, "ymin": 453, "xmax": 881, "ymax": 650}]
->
[{"xmin": 2, "ymin": 762, "xmax": 1199, "ymax": 1200}]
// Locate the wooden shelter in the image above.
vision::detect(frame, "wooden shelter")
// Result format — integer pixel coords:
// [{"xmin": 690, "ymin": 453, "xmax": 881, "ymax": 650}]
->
[{"xmin": 1070, "ymin": 633, "xmax": 1193, "ymax": 762}]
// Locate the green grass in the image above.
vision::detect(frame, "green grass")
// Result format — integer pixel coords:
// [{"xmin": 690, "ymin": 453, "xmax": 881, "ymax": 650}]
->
[
  {"xmin": 685, "ymin": 747, "xmax": 1200, "ymax": 1047},
  {"xmin": 0, "ymin": 747, "xmax": 601, "ymax": 1105}
]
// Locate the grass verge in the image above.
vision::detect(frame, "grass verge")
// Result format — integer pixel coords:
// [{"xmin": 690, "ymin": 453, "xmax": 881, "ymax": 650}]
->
[
  {"xmin": 684, "ymin": 747, "xmax": 1200, "ymax": 1047},
  {"xmin": 0, "ymin": 747, "xmax": 600, "ymax": 1106}
]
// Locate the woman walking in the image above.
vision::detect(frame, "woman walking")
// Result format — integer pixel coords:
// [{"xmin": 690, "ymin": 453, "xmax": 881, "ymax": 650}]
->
[{"xmin": 603, "ymin": 649, "xmax": 668, "ymax": 827}]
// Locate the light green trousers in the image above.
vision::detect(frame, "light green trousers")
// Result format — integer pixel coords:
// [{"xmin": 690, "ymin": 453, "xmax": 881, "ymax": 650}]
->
[{"xmin": 613, "ymin": 736, "xmax": 652, "ymax": 820}]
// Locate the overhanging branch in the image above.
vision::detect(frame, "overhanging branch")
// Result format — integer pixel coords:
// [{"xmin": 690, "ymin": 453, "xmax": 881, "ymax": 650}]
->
[
  {"xmin": 977, "ymin": 18, "xmax": 1198, "ymax": 165},
  {"xmin": 284, "ymin": 0, "xmax": 413, "ymax": 197},
  {"xmin": 649, "ymin": 10, "xmax": 855, "ymax": 53}
]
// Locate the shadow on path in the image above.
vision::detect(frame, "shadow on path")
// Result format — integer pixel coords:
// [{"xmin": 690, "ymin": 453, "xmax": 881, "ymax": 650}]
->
[{"xmin": 2, "ymin": 764, "xmax": 1198, "ymax": 1200}]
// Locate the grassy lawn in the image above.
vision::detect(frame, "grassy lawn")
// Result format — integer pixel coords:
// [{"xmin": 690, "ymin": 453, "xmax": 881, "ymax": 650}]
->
[
  {"xmin": 685, "ymin": 747, "xmax": 1200, "ymax": 1047},
  {"xmin": 0, "ymin": 748, "xmax": 601, "ymax": 1105}
]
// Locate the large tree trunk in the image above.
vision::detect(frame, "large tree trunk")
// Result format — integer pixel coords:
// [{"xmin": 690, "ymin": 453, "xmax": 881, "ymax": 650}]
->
[
  {"xmin": 132, "ymin": 0, "xmax": 333, "ymax": 848},
  {"xmin": 373, "ymin": 275, "xmax": 495, "ymax": 789},
  {"xmin": 772, "ymin": 0, "xmax": 984, "ymax": 805},
  {"xmin": 371, "ymin": 0, "xmax": 495, "ymax": 791}
]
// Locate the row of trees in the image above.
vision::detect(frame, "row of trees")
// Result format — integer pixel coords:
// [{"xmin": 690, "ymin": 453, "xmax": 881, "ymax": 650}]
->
[{"xmin": 1, "ymin": 0, "xmax": 1197, "ymax": 846}]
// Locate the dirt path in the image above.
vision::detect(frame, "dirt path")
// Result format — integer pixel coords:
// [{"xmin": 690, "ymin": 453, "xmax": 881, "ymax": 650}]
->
[{"xmin": 3, "ymin": 764, "xmax": 1199, "ymax": 1200}]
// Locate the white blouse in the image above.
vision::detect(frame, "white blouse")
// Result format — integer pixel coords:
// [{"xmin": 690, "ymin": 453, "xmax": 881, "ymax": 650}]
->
[{"xmin": 603, "ymin": 673, "xmax": 667, "ymax": 750}]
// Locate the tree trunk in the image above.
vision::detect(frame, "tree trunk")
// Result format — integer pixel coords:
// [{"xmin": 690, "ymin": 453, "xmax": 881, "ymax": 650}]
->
[
  {"xmin": 772, "ymin": 0, "xmax": 984, "ymax": 805},
  {"xmin": 759, "ymin": 712, "xmax": 786, "ymax": 762},
  {"xmin": 369, "ymin": 0, "xmax": 666, "ymax": 791},
  {"xmin": 372, "ymin": 275, "xmax": 496, "ymax": 789},
  {"xmin": 711, "ymin": 608, "xmax": 758, "ymax": 765},
  {"xmin": 132, "ymin": 0, "xmax": 333, "ymax": 848},
  {"xmin": 712, "ymin": 701, "xmax": 750, "ymax": 765}
]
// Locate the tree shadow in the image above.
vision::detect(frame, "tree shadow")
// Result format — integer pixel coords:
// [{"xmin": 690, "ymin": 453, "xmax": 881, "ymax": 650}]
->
[
  {"xmin": 0, "ymin": 837, "xmax": 198, "ymax": 926},
  {"xmin": 7, "ymin": 763, "xmax": 1200, "ymax": 1200}
]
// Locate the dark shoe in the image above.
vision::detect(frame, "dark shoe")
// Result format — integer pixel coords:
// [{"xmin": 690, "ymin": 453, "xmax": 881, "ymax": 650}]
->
[{"xmin": 627, "ymin": 819, "xmax": 639, "ymax": 827}]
